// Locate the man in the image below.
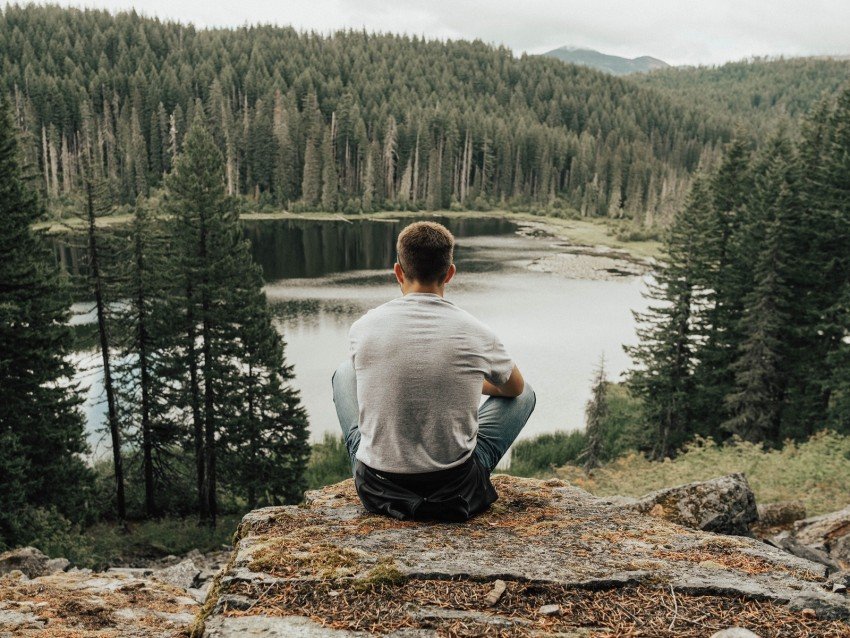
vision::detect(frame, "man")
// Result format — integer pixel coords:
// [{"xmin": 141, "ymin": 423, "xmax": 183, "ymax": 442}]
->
[{"xmin": 331, "ymin": 221, "xmax": 535, "ymax": 521}]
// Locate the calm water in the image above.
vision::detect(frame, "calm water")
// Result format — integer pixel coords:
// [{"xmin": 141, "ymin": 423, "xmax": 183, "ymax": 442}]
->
[{"xmin": 69, "ymin": 216, "xmax": 649, "ymax": 456}]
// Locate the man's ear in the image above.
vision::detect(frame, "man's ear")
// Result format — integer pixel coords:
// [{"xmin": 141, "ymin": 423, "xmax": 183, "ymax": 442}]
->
[
  {"xmin": 442, "ymin": 263, "xmax": 457, "ymax": 285},
  {"xmin": 393, "ymin": 262, "xmax": 405, "ymax": 285}
]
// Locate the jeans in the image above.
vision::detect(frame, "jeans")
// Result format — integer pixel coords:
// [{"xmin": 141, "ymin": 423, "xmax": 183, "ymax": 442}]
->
[{"xmin": 331, "ymin": 360, "xmax": 536, "ymax": 474}]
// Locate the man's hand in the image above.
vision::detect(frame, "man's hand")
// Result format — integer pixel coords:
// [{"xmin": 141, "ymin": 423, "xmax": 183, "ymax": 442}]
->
[{"xmin": 482, "ymin": 365, "xmax": 525, "ymax": 398}]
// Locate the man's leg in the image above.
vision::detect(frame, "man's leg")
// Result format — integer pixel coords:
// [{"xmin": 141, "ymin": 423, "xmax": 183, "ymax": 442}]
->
[
  {"xmin": 473, "ymin": 383, "xmax": 536, "ymax": 473},
  {"xmin": 331, "ymin": 360, "xmax": 361, "ymax": 474}
]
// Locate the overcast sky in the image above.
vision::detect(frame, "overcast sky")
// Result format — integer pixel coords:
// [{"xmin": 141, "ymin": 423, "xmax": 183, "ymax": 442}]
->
[{"xmin": 8, "ymin": 0, "xmax": 850, "ymax": 66}]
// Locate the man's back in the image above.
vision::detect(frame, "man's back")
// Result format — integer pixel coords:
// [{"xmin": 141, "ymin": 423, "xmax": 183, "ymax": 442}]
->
[{"xmin": 349, "ymin": 292, "xmax": 514, "ymax": 473}]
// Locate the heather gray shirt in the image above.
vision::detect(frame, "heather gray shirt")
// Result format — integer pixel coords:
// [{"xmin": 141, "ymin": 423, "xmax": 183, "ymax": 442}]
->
[{"xmin": 348, "ymin": 292, "xmax": 514, "ymax": 473}]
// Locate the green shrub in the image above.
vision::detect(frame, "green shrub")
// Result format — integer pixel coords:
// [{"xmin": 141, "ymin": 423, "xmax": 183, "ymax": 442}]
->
[
  {"xmin": 305, "ymin": 433, "xmax": 352, "ymax": 490},
  {"xmin": 508, "ymin": 382, "xmax": 647, "ymax": 477},
  {"xmin": 509, "ymin": 431, "xmax": 588, "ymax": 477},
  {"xmin": 0, "ymin": 506, "xmax": 92, "ymax": 563},
  {"xmin": 558, "ymin": 430, "xmax": 850, "ymax": 516}
]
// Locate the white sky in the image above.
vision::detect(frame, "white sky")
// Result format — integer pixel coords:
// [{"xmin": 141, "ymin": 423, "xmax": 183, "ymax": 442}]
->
[{"xmin": 6, "ymin": 0, "xmax": 850, "ymax": 66}]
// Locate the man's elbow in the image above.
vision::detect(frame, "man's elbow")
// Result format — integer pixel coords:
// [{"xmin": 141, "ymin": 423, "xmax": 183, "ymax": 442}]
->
[{"xmin": 499, "ymin": 367, "xmax": 525, "ymax": 398}]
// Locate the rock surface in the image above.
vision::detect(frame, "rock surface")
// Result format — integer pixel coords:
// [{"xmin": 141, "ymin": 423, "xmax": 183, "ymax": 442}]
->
[
  {"xmin": 196, "ymin": 475, "xmax": 850, "ymax": 637},
  {"xmin": 0, "ymin": 548, "xmax": 229, "ymax": 637},
  {"xmin": 0, "ymin": 568, "xmax": 198, "ymax": 637},
  {"xmin": 790, "ymin": 506, "xmax": 850, "ymax": 567},
  {"xmin": 626, "ymin": 473, "xmax": 758, "ymax": 535},
  {"xmin": 757, "ymin": 501, "xmax": 807, "ymax": 528},
  {"xmin": 0, "ymin": 548, "xmax": 53, "ymax": 579}
]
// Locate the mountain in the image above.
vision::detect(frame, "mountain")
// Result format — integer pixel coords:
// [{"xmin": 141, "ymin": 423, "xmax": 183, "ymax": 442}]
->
[{"xmin": 544, "ymin": 46, "xmax": 670, "ymax": 75}]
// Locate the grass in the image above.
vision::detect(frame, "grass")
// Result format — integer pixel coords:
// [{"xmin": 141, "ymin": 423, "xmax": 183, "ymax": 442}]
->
[
  {"xmin": 508, "ymin": 383, "xmax": 649, "ymax": 477},
  {"xmin": 36, "ymin": 515, "xmax": 242, "ymax": 570},
  {"xmin": 556, "ymin": 430, "xmax": 850, "ymax": 516},
  {"xmin": 305, "ymin": 432, "xmax": 352, "ymax": 490},
  {"xmin": 509, "ymin": 431, "xmax": 588, "ymax": 477}
]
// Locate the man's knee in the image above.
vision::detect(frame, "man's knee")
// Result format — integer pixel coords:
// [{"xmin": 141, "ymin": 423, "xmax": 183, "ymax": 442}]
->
[{"xmin": 332, "ymin": 360, "xmax": 355, "ymax": 389}]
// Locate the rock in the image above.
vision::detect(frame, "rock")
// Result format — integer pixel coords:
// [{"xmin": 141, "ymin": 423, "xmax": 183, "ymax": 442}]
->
[
  {"xmin": 835, "ymin": 534, "xmax": 850, "ymax": 565},
  {"xmin": 44, "ymin": 557, "xmax": 69, "ymax": 574},
  {"xmin": 710, "ymin": 629, "xmax": 761, "ymax": 638},
  {"xmin": 628, "ymin": 473, "xmax": 758, "ymax": 535},
  {"xmin": 828, "ymin": 571, "xmax": 850, "ymax": 588},
  {"xmin": 538, "ymin": 603, "xmax": 561, "ymax": 616},
  {"xmin": 793, "ymin": 506, "xmax": 850, "ymax": 545},
  {"xmin": 189, "ymin": 583, "xmax": 212, "ymax": 604},
  {"xmin": 0, "ymin": 569, "xmax": 198, "ymax": 636},
  {"xmin": 107, "ymin": 566, "xmax": 154, "ymax": 578},
  {"xmin": 774, "ymin": 536, "xmax": 842, "ymax": 574},
  {"xmin": 152, "ymin": 558, "xmax": 200, "ymax": 590},
  {"xmin": 757, "ymin": 501, "xmax": 807, "ymax": 528},
  {"xmin": 0, "ymin": 547, "xmax": 50, "ymax": 578},
  {"xmin": 483, "ymin": 579, "xmax": 506, "ymax": 606},
  {"xmin": 196, "ymin": 476, "xmax": 850, "ymax": 637},
  {"xmin": 788, "ymin": 505, "xmax": 850, "ymax": 567}
]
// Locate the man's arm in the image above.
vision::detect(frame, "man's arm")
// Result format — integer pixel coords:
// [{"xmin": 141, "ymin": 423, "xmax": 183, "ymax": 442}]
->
[{"xmin": 482, "ymin": 365, "xmax": 524, "ymax": 398}]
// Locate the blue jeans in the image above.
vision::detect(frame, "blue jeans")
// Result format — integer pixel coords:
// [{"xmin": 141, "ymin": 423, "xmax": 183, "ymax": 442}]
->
[{"xmin": 331, "ymin": 360, "xmax": 536, "ymax": 474}]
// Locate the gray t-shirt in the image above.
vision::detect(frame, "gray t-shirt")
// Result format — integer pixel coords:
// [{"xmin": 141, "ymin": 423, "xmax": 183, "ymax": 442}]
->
[{"xmin": 348, "ymin": 292, "xmax": 514, "ymax": 473}]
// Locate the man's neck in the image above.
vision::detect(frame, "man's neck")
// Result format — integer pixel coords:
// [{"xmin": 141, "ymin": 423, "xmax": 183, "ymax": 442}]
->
[{"xmin": 401, "ymin": 282, "xmax": 445, "ymax": 297}]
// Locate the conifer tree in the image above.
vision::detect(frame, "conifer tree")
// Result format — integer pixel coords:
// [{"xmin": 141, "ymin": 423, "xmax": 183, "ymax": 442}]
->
[
  {"xmin": 689, "ymin": 136, "xmax": 753, "ymax": 432},
  {"xmin": 320, "ymin": 127, "xmax": 339, "ymax": 211},
  {"xmin": 581, "ymin": 356, "xmax": 608, "ymax": 471},
  {"xmin": 113, "ymin": 207, "xmax": 179, "ymax": 516},
  {"xmin": 0, "ymin": 93, "xmax": 92, "ymax": 546},
  {"xmin": 166, "ymin": 121, "xmax": 310, "ymax": 524},
  {"xmin": 83, "ymin": 171, "xmax": 126, "ymax": 520},
  {"xmin": 301, "ymin": 134, "xmax": 321, "ymax": 209},
  {"xmin": 626, "ymin": 180, "xmax": 713, "ymax": 458},
  {"xmin": 722, "ymin": 134, "xmax": 802, "ymax": 443}
]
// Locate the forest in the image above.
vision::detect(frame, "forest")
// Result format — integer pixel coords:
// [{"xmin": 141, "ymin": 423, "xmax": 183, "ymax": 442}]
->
[
  {"xmin": 636, "ymin": 56, "xmax": 850, "ymax": 132},
  {"xmin": 623, "ymin": 86, "xmax": 850, "ymax": 458},
  {"xmin": 0, "ymin": 89, "xmax": 310, "ymax": 552},
  {"xmin": 0, "ymin": 4, "xmax": 732, "ymax": 224}
]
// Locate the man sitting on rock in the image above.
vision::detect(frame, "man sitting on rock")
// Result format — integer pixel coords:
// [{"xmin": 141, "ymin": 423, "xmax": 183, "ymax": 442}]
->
[{"xmin": 331, "ymin": 221, "xmax": 536, "ymax": 521}]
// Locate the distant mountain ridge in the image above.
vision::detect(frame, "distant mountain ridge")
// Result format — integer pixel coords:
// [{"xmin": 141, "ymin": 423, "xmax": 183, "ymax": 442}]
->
[{"xmin": 544, "ymin": 46, "xmax": 670, "ymax": 75}]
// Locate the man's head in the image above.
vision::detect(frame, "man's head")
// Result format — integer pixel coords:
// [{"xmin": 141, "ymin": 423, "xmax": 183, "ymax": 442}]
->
[{"xmin": 395, "ymin": 221, "xmax": 456, "ymax": 291}]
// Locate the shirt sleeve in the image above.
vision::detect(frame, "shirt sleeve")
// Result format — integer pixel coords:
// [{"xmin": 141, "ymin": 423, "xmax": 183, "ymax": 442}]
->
[{"xmin": 484, "ymin": 333, "xmax": 515, "ymax": 386}]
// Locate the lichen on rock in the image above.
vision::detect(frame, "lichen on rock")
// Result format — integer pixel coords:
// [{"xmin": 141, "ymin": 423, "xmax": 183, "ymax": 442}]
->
[{"xmin": 198, "ymin": 475, "xmax": 850, "ymax": 637}]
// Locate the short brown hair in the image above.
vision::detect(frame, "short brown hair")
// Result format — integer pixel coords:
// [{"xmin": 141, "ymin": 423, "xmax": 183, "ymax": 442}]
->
[{"xmin": 396, "ymin": 221, "xmax": 455, "ymax": 284}]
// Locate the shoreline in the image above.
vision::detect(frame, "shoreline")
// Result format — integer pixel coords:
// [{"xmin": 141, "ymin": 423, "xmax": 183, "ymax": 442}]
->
[{"xmin": 39, "ymin": 209, "xmax": 662, "ymax": 262}]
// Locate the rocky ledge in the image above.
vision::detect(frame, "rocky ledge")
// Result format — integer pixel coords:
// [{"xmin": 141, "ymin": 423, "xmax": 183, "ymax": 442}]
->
[
  {"xmin": 197, "ymin": 475, "xmax": 850, "ymax": 638},
  {"xmin": 0, "ymin": 546, "xmax": 228, "ymax": 637}
]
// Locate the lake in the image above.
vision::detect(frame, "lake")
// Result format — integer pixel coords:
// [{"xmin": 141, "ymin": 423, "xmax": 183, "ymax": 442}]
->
[{"xmin": 69, "ymin": 215, "xmax": 650, "ymax": 458}]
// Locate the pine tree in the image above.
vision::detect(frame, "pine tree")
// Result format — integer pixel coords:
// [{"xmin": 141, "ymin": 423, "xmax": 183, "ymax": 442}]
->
[
  {"xmin": 720, "ymin": 134, "xmax": 802, "ymax": 442},
  {"xmin": 807, "ymin": 89, "xmax": 850, "ymax": 432},
  {"xmin": 82, "ymin": 171, "xmax": 126, "ymax": 520},
  {"xmin": 301, "ymin": 133, "xmax": 321, "ymax": 209},
  {"xmin": 689, "ymin": 135, "xmax": 753, "ymax": 434},
  {"xmin": 220, "ymin": 272, "xmax": 310, "ymax": 508},
  {"xmin": 113, "ymin": 207, "xmax": 178, "ymax": 517},
  {"xmin": 581, "ymin": 356, "xmax": 608, "ymax": 471},
  {"xmin": 626, "ymin": 179, "xmax": 713, "ymax": 458},
  {"xmin": 166, "ymin": 121, "xmax": 310, "ymax": 523},
  {"xmin": 0, "ymin": 93, "xmax": 92, "ymax": 546},
  {"xmin": 320, "ymin": 127, "xmax": 338, "ymax": 211}
]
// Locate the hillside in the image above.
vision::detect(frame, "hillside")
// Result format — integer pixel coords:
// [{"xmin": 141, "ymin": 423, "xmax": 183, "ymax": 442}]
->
[
  {"xmin": 544, "ymin": 46, "xmax": 669, "ymax": 75},
  {"xmin": 0, "ymin": 4, "xmax": 730, "ymax": 225},
  {"xmin": 634, "ymin": 56, "xmax": 850, "ymax": 130}
]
